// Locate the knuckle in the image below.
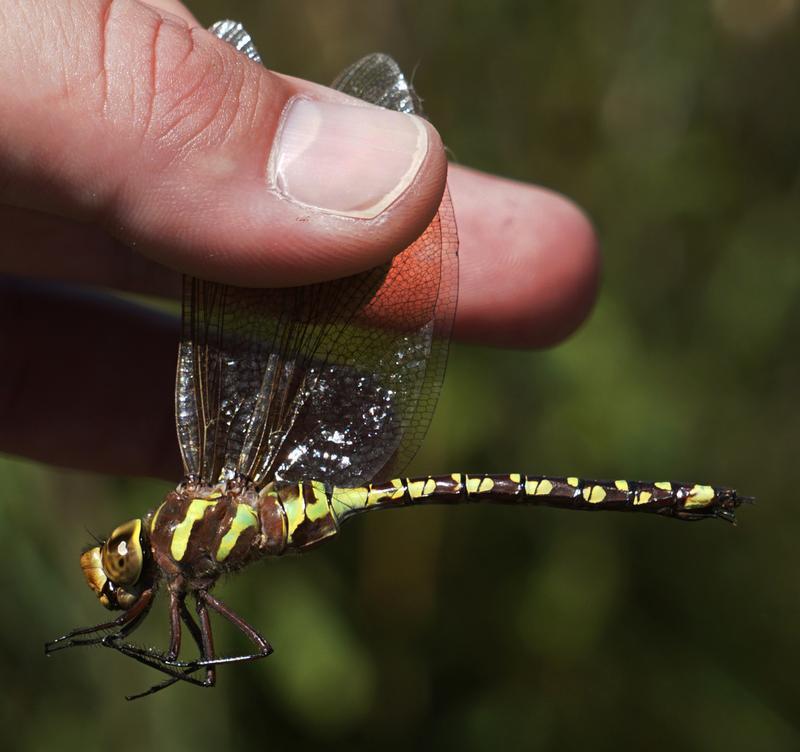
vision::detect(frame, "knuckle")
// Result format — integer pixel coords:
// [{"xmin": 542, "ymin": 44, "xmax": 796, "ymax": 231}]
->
[
  {"xmin": 144, "ymin": 23, "xmax": 272, "ymax": 161},
  {"xmin": 98, "ymin": 3, "xmax": 278, "ymax": 163}
]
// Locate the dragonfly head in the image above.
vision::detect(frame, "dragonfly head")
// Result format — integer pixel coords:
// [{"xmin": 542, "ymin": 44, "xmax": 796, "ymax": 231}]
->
[{"xmin": 80, "ymin": 518, "xmax": 150, "ymax": 610}]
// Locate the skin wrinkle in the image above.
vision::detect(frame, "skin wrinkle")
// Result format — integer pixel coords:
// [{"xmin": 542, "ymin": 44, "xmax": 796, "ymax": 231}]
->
[
  {"xmin": 166, "ymin": 52, "xmax": 236, "ymax": 158},
  {"xmin": 143, "ymin": 15, "xmax": 164, "ymax": 140},
  {"xmin": 99, "ymin": 0, "xmax": 114, "ymax": 115},
  {"xmin": 149, "ymin": 18, "xmax": 217, "ymax": 150}
]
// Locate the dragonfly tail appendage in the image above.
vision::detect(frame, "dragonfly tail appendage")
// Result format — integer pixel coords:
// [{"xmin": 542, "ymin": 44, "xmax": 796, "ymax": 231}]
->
[{"xmin": 327, "ymin": 474, "xmax": 746, "ymax": 525}]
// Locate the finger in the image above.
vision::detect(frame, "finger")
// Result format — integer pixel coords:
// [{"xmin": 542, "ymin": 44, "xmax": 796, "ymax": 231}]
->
[
  {"xmin": 448, "ymin": 165, "xmax": 599, "ymax": 348},
  {"xmin": 0, "ymin": 279, "xmax": 181, "ymax": 480},
  {"xmin": 0, "ymin": 0, "xmax": 446, "ymax": 286},
  {"xmin": 3, "ymin": 163, "xmax": 599, "ymax": 348},
  {"xmin": 0, "ymin": 164, "xmax": 600, "ymax": 478}
]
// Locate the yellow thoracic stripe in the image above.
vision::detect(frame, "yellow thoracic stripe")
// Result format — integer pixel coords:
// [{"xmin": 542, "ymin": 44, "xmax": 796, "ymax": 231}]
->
[
  {"xmin": 216, "ymin": 504, "xmax": 258, "ymax": 562},
  {"xmin": 150, "ymin": 501, "xmax": 166, "ymax": 534},
  {"xmin": 171, "ymin": 499, "xmax": 217, "ymax": 561}
]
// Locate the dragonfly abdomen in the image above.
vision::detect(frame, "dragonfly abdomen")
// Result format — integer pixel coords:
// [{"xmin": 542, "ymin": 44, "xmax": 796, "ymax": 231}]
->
[{"xmin": 326, "ymin": 474, "xmax": 743, "ymax": 526}]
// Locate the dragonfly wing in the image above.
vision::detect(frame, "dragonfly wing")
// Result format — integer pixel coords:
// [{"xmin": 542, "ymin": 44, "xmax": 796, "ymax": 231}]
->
[
  {"xmin": 175, "ymin": 34, "xmax": 458, "ymax": 487},
  {"xmin": 274, "ymin": 54, "xmax": 458, "ymax": 485}
]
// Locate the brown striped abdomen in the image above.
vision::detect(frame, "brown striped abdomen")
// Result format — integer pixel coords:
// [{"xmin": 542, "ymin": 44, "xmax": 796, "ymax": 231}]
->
[{"xmin": 328, "ymin": 473, "xmax": 742, "ymax": 525}]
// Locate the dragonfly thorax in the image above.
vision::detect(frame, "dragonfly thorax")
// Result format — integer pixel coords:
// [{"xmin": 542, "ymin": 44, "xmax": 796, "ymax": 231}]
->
[{"xmin": 145, "ymin": 481, "xmax": 288, "ymax": 596}]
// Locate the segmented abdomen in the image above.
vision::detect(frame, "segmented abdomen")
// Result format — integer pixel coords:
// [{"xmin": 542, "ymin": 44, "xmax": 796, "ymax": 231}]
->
[{"xmin": 272, "ymin": 473, "xmax": 742, "ymax": 552}]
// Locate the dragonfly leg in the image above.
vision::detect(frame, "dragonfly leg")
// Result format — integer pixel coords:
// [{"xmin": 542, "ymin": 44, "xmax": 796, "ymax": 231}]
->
[
  {"xmin": 189, "ymin": 591, "xmax": 273, "ymax": 667},
  {"xmin": 44, "ymin": 588, "xmax": 154, "ymax": 654},
  {"xmin": 165, "ymin": 590, "xmax": 183, "ymax": 661}
]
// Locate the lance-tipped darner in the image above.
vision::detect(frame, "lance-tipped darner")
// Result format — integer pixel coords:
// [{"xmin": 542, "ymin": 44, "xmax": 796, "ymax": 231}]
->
[{"xmin": 45, "ymin": 20, "xmax": 748, "ymax": 700}]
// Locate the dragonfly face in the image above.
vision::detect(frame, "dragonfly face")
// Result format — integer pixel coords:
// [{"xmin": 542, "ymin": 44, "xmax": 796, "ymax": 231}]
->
[{"xmin": 80, "ymin": 518, "xmax": 152, "ymax": 611}]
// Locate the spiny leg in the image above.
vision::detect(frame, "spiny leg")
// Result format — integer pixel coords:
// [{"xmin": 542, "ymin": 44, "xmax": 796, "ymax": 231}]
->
[
  {"xmin": 123, "ymin": 592, "xmax": 275, "ymax": 698},
  {"xmin": 45, "ymin": 589, "xmax": 154, "ymax": 654}
]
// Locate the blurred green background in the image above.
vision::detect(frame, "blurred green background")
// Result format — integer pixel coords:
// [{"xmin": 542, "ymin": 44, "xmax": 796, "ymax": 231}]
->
[{"xmin": 3, "ymin": 0, "xmax": 799, "ymax": 749}]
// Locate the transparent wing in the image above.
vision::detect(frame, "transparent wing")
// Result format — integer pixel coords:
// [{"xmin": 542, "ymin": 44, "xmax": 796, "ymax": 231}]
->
[{"xmin": 176, "ymin": 37, "xmax": 458, "ymax": 488}]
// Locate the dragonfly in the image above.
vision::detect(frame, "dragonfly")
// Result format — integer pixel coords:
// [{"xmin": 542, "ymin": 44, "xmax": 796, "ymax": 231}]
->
[{"xmin": 45, "ymin": 21, "xmax": 748, "ymax": 700}]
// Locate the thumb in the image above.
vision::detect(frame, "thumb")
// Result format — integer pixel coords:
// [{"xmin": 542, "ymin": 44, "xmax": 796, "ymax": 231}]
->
[{"xmin": 0, "ymin": 1, "xmax": 447, "ymax": 286}]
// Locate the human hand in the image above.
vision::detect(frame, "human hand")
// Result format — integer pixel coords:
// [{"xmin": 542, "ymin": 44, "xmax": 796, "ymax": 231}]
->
[{"xmin": 0, "ymin": 0, "xmax": 598, "ymax": 479}]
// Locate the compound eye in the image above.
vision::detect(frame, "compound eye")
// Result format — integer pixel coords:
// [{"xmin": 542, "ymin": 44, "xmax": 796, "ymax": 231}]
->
[{"xmin": 101, "ymin": 519, "xmax": 144, "ymax": 586}]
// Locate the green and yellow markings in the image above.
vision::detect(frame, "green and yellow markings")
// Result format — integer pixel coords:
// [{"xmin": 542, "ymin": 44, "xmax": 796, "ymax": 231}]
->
[
  {"xmin": 567, "ymin": 477, "xmax": 580, "ymax": 488},
  {"xmin": 305, "ymin": 481, "xmax": 332, "ymax": 522},
  {"xmin": 583, "ymin": 485, "xmax": 607, "ymax": 504},
  {"xmin": 216, "ymin": 504, "xmax": 258, "ymax": 562},
  {"xmin": 655, "ymin": 482, "xmax": 672, "ymax": 492},
  {"xmin": 171, "ymin": 499, "xmax": 218, "ymax": 561},
  {"xmin": 685, "ymin": 484, "xmax": 715, "ymax": 509},
  {"xmin": 634, "ymin": 490, "xmax": 652, "ymax": 506},
  {"xmin": 283, "ymin": 482, "xmax": 337, "ymax": 544},
  {"xmin": 465, "ymin": 475, "xmax": 495, "ymax": 495},
  {"xmin": 525, "ymin": 478, "xmax": 553, "ymax": 496},
  {"xmin": 330, "ymin": 486, "xmax": 369, "ymax": 520},
  {"xmin": 281, "ymin": 486, "xmax": 305, "ymax": 542},
  {"xmin": 614, "ymin": 480, "xmax": 629, "ymax": 492}
]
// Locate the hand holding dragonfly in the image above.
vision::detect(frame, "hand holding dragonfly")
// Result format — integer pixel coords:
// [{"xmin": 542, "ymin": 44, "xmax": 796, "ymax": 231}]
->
[{"xmin": 0, "ymin": 0, "xmax": 598, "ymax": 479}]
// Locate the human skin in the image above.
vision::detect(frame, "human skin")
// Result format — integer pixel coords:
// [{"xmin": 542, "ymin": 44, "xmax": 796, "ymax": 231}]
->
[{"xmin": 0, "ymin": 0, "xmax": 599, "ymax": 479}]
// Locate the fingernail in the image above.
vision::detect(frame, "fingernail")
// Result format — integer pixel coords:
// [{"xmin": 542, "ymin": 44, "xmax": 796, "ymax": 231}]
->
[{"xmin": 271, "ymin": 98, "xmax": 428, "ymax": 219}]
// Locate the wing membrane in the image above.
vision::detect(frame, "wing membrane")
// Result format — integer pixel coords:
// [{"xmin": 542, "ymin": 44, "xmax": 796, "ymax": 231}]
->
[{"xmin": 176, "ymin": 46, "xmax": 458, "ymax": 488}]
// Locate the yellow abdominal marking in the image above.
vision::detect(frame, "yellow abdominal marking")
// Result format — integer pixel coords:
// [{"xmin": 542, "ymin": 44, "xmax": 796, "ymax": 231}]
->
[
  {"xmin": 171, "ymin": 499, "xmax": 218, "ymax": 561},
  {"xmin": 368, "ymin": 478, "xmax": 405, "ymax": 506},
  {"xmin": 466, "ymin": 476, "xmax": 495, "ymax": 494},
  {"xmin": 305, "ymin": 481, "xmax": 331, "ymax": 522},
  {"xmin": 509, "ymin": 474, "xmax": 521, "ymax": 484},
  {"xmin": 282, "ymin": 488, "xmax": 305, "ymax": 540},
  {"xmin": 407, "ymin": 477, "xmax": 437, "ymax": 499},
  {"xmin": 634, "ymin": 491, "xmax": 652, "ymax": 506},
  {"xmin": 216, "ymin": 504, "xmax": 258, "ymax": 562},
  {"xmin": 583, "ymin": 485, "xmax": 607, "ymax": 504},
  {"xmin": 655, "ymin": 482, "xmax": 672, "ymax": 491},
  {"xmin": 614, "ymin": 480, "xmax": 629, "ymax": 492},
  {"xmin": 685, "ymin": 484, "xmax": 715, "ymax": 509},
  {"xmin": 330, "ymin": 486, "xmax": 369, "ymax": 519},
  {"xmin": 525, "ymin": 478, "xmax": 553, "ymax": 496},
  {"xmin": 567, "ymin": 477, "xmax": 579, "ymax": 487},
  {"xmin": 282, "ymin": 482, "xmax": 338, "ymax": 545}
]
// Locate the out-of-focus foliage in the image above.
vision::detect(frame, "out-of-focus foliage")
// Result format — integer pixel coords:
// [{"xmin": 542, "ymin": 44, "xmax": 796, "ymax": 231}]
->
[{"xmin": 3, "ymin": 1, "xmax": 799, "ymax": 749}]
